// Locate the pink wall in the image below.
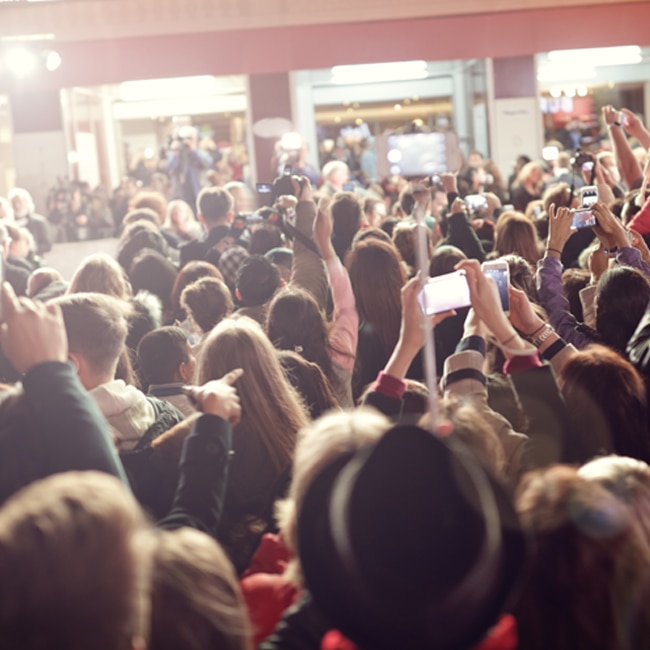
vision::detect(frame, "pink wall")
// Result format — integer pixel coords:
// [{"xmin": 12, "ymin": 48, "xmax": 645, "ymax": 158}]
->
[{"xmin": 1, "ymin": 3, "xmax": 649, "ymax": 92}]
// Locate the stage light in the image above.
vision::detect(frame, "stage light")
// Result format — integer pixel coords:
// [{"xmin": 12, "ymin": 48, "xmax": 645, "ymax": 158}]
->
[{"xmin": 5, "ymin": 47, "xmax": 37, "ymax": 77}]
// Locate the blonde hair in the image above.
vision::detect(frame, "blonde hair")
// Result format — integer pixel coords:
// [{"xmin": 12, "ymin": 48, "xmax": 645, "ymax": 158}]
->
[
  {"xmin": 0, "ymin": 471, "xmax": 152, "ymax": 650},
  {"xmin": 196, "ymin": 317, "xmax": 309, "ymax": 473},
  {"xmin": 150, "ymin": 528, "xmax": 252, "ymax": 650},
  {"xmin": 276, "ymin": 408, "xmax": 391, "ymax": 586},
  {"xmin": 68, "ymin": 253, "xmax": 132, "ymax": 300},
  {"xmin": 515, "ymin": 161, "xmax": 544, "ymax": 187},
  {"xmin": 439, "ymin": 400, "xmax": 507, "ymax": 478}
]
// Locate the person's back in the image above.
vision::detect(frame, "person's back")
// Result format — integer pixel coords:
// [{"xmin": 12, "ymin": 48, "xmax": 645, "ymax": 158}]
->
[
  {"xmin": 53, "ymin": 292, "xmax": 185, "ymax": 515},
  {"xmin": 180, "ymin": 186, "xmax": 234, "ymax": 268},
  {"xmin": 137, "ymin": 326, "xmax": 196, "ymax": 417}
]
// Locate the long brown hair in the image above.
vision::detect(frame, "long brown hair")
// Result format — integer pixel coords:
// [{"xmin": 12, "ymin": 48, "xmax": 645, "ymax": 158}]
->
[
  {"xmin": 494, "ymin": 212, "xmax": 541, "ymax": 267},
  {"xmin": 196, "ymin": 317, "xmax": 309, "ymax": 472},
  {"xmin": 347, "ymin": 239, "xmax": 405, "ymax": 355},
  {"xmin": 561, "ymin": 345, "xmax": 650, "ymax": 463}
]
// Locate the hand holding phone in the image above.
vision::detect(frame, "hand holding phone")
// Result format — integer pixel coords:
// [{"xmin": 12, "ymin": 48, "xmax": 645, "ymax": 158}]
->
[
  {"xmin": 579, "ymin": 185, "xmax": 598, "ymax": 208},
  {"xmin": 571, "ymin": 208, "xmax": 597, "ymax": 230},
  {"xmin": 418, "ymin": 270, "xmax": 471, "ymax": 315},
  {"xmin": 481, "ymin": 260, "xmax": 510, "ymax": 315}
]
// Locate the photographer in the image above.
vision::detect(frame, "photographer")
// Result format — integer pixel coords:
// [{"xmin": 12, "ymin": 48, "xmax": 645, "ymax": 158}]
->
[{"xmin": 164, "ymin": 126, "xmax": 213, "ymax": 209}]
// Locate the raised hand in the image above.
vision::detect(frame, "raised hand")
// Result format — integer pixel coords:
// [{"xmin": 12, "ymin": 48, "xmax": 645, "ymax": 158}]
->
[
  {"xmin": 183, "ymin": 369, "xmax": 243, "ymax": 425},
  {"xmin": 546, "ymin": 203, "xmax": 575, "ymax": 256},
  {"xmin": 0, "ymin": 282, "xmax": 68, "ymax": 374}
]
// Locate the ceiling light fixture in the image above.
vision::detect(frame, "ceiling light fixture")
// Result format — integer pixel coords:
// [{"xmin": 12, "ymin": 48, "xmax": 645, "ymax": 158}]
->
[{"xmin": 331, "ymin": 60, "xmax": 428, "ymax": 85}]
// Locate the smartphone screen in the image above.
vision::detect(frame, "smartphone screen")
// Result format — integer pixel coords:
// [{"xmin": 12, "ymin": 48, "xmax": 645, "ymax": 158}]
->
[
  {"xmin": 418, "ymin": 271, "xmax": 471, "ymax": 315},
  {"xmin": 465, "ymin": 194, "xmax": 488, "ymax": 212},
  {"xmin": 572, "ymin": 208, "xmax": 597, "ymax": 229},
  {"xmin": 482, "ymin": 262, "xmax": 510, "ymax": 314},
  {"xmin": 580, "ymin": 185, "xmax": 598, "ymax": 208},
  {"xmin": 256, "ymin": 182, "xmax": 274, "ymax": 207}
]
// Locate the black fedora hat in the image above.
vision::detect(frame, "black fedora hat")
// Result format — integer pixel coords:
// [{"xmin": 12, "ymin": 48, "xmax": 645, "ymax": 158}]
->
[{"xmin": 297, "ymin": 424, "xmax": 527, "ymax": 650}]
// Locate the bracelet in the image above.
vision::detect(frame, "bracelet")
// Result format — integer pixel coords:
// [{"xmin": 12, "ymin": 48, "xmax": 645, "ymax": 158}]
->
[
  {"xmin": 526, "ymin": 323, "xmax": 546, "ymax": 340},
  {"xmin": 546, "ymin": 247, "xmax": 562, "ymax": 256},
  {"xmin": 532, "ymin": 324, "xmax": 556, "ymax": 348},
  {"xmin": 499, "ymin": 332, "xmax": 519, "ymax": 347},
  {"xmin": 612, "ymin": 121, "xmax": 622, "ymax": 127}
]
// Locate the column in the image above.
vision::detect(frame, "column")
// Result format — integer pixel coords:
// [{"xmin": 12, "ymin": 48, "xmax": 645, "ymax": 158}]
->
[
  {"xmin": 9, "ymin": 89, "xmax": 68, "ymax": 212},
  {"xmin": 247, "ymin": 72, "xmax": 294, "ymax": 184},
  {"xmin": 487, "ymin": 55, "xmax": 544, "ymax": 182}
]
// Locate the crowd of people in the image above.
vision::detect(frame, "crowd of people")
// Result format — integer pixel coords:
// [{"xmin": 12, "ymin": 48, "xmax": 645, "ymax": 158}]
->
[{"xmin": 2, "ymin": 102, "xmax": 650, "ymax": 649}]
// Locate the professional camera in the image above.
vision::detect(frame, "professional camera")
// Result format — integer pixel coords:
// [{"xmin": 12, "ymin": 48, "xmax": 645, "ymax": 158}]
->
[{"xmin": 272, "ymin": 165, "xmax": 305, "ymax": 200}]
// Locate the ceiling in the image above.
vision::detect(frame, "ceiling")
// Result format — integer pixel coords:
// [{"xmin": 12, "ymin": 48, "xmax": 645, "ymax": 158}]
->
[{"xmin": 1, "ymin": 0, "xmax": 646, "ymax": 43}]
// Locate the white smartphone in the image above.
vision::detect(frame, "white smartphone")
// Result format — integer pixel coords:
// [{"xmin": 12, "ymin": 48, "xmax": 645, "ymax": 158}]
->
[
  {"xmin": 579, "ymin": 185, "xmax": 598, "ymax": 208},
  {"xmin": 418, "ymin": 270, "xmax": 471, "ymax": 316},
  {"xmin": 481, "ymin": 260, "xmax": 510, "ymax": 315},
  {"xmin": 465, "ymin": 194, "xmax": 488, "ymax": 212}
]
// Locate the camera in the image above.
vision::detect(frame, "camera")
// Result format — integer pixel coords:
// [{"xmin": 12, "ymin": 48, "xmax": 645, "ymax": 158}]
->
[
  {"xmin": 570, "ymin": 150, "xmax": 595, "ymax": 170},
  {"xmin": 272, "ymin": 166, "xmax": 304, "ymax": 200}
]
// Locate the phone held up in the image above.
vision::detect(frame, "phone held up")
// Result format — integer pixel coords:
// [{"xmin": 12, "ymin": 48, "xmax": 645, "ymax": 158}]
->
[
  {"xmin": 481, "ymin": 260, "xmax": 510, "ymax": 315},
  {"xmin": 418, "ymin": 270, "xmax": 471, "ymax": 316}
]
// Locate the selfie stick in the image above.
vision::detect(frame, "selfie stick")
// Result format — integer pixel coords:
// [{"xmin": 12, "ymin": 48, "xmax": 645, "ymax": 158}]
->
[{"xmin": 414, "ymin": 215, "xmax": 439, "ymax": 432}]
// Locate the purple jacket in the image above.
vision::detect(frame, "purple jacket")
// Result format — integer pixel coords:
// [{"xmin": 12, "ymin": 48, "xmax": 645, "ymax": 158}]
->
[{"xmin": 537, "ymin": 247, "xmax": 650, "ymax": 349}]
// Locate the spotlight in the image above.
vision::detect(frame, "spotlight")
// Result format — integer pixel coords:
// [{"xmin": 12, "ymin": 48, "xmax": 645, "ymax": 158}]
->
[
  {"xmin": 45, "ymin": 50, "xmax": 61, "ymax": 72},
  {"xmin": 5, "ymin": 47, "xmax": 37, "ymax": 77}
]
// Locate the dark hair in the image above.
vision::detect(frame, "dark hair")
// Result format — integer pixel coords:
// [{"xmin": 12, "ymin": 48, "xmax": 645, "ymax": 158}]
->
[
  {"xmin": 561, "ymin": 344, "xmax": 650, "ymax": 463},
  {"xmin": 128, "ymin": 249, "xmax": 178, "ymax": 313},
  {"xmin": 278, "ymin": 350, "xmax": 340, "ymax": 420},
  {"xmin": 117, "ymin": 226, "xmax": 169, "ymax": 272},
  {"xmin": 331, "ymin": 192, "xmax": 362, "ymax": 262},
  {"xmin": 235, "ymin": 255, "xmax": 281, "ymax": 307},
  {"xmin": 181, "ymin": 278, "xmax": 233, "ymax": 334},
  {"xmin": 392, "ymin": 222, "xmax": 418, "ymax": 269},
  {"xmin": 266, "ymin": 286, "xmax": 336, "ymax": 386},
  {"xmin": 347, "ymin": 240, "xmax": 405, "ymax": 356},
  {"xmin": 137, "ymin": 327, "xmax": 190, "ymax": 388},
  {"xmin": 197, "ymin": 187, "xmax": 233, "ymax": 224},
  {"xmin": 429, "ymin": 245, "xmax": 467, "ymax": 278},
  {"xmin": 352, "ymin": 226, "xmax": 393, "ymax": 248},
  {"xmin": 170, "ymin": 261, "xmax": 223, "ymax": 324},
  {"xmin": 515, "ymin": 465, "xmax": 650, "ymax": 650},
  {"xmin": 398, "ymin": 186, "xmax": 416, "ymax": 216},
  {"xmin": 379, "ymin": 217, "xmax": 400, "ymax": 239},
  {"xmin": 596, "ymin": 266, "xmax": 650, "ymax": 353},
  {"xmin": 562, "ymin": 268, "xmax": 590, "ymax": 323},
  {"xmin": 248, "ymin": 223, "xmax": 284, "ymax": 256}
]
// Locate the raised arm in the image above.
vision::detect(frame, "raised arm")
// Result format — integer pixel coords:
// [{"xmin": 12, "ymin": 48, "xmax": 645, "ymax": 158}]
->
[
  {"xmin": 603, "ymin": 105, "xmax": 643, "ymax": 190},
  {"xmin": 158, "ymin": 369, "xmax": 242, "ymax": 535},
  {"xmin": 0, "ymin": 283, "xmax": 127, "ymax": 482},
  {"xmin": 314, "ymin": 198, "xmax": 358, "ymax": 369},
  {"xmin": 287, "ymin": 177, "xmax": 329, "ymax": 311},
  {"xmin": 537, "ymin": 204, "xmax": 595, "ymax": 348}
]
